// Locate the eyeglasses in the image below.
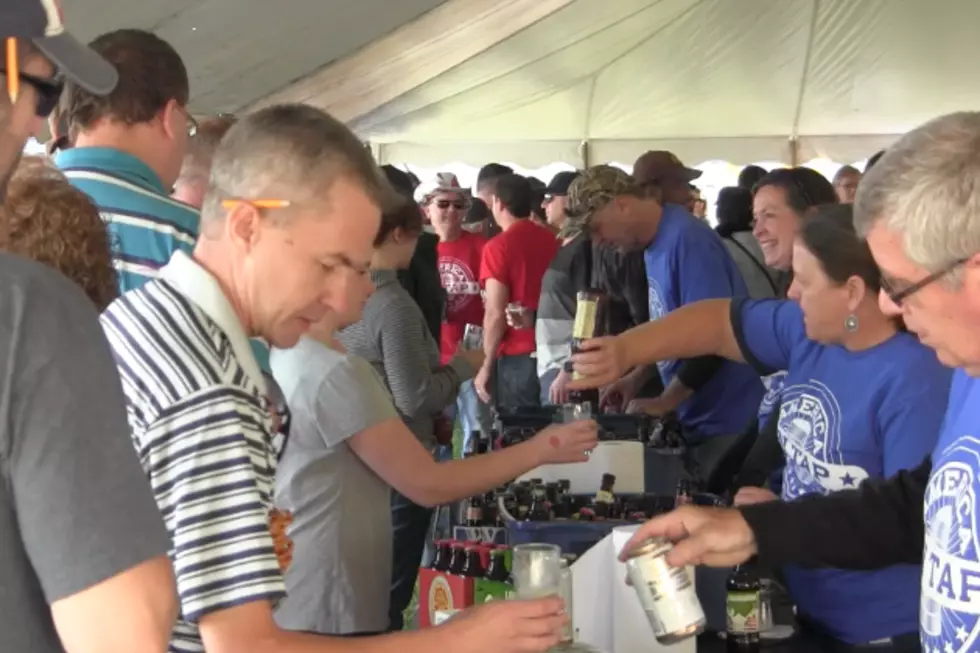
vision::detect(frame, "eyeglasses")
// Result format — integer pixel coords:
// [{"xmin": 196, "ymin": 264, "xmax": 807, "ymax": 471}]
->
[
  {"xmin": 178, "ymin": 106, "xmax": 199, "ymax": 137},
  {"xmin": 881, "ymin": 258, "xmax": 969, "ymax": 306},
  {"xmin": 435, "ymin": 200, "xmax": 466, "ymax": 210}
]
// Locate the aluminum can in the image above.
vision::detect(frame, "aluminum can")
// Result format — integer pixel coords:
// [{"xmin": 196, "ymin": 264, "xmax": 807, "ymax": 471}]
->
[{"xmin": 623, "ymin": 536, "xmax": 706, "ymax": 645}]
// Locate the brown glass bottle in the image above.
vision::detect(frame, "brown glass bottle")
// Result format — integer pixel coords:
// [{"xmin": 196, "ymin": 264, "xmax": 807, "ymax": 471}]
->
[
  {"xmin": 485, "ymin": 549, "xmax": 510, "ymax": 582},
  {"xmin": 567, "ymin": 290, "xmax": 605, "ymax": 412},
  {"xmin": 726, "ymin": 562, "xmax": 762, "ymax": 652},
  {"xmin": 593, "ymin": 473, "xmax": 616, "ymax": 518},
  {"xmin": 448, "ymin": 542, "xmax": 467, "ymax": 575},
  {"xmin": 432, "ymin": 540, "xmax": 452, "ymax": 572},
  {"xmin": 461, "ymin": 546, "xmax": 485, "ymax": 577}
]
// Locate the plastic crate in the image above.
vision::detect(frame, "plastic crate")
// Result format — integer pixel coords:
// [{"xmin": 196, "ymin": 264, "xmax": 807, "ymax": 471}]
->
[{"xmin": 506, "ymin": 520, "xmax": 625, "ymax": 558}]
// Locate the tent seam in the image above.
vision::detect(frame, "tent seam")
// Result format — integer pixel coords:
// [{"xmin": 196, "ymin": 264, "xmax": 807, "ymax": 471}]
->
[{"xmin": 791, "ymin": 0, "xmax": 821, "ymax": 143}]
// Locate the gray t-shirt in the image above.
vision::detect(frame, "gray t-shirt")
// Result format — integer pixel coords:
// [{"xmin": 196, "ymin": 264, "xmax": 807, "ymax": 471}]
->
[
  {"xmin": 271, "ymin": 337, "xmax": 398, "ymax": 634},
  {"xmin": 0, "ymin": 253, "xmax": 170, "ymax": 653}
]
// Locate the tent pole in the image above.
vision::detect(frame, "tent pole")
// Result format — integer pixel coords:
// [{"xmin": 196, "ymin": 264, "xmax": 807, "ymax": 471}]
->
[{"xmin": 580, "ymin": 139, "xmax": 591, "ymax": 169}]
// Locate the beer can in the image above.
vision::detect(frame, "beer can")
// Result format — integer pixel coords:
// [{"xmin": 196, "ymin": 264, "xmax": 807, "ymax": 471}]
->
[
  {"xmin": 623, "ymin": 537, "xmax": 706, "ymax": 645},
  {"xmin": 463, "ymin": 323, "xmax": 484, "ymax": 350}
]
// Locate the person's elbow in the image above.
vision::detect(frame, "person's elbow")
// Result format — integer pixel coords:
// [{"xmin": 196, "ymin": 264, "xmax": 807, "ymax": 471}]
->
[
  {"xmin": 54, "ymin": 555, "xmax": 178, "ymax": 653},
  {"xmin": 397, "ymin": 472, "xmax": 445, "ymax": 507}
]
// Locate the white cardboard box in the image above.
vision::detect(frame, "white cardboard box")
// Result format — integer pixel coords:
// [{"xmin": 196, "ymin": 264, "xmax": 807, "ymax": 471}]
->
[
  {"xmin": 516, "ymin": 441, "xmax": 645, "ymax": 494},
  {"xmin": 570, "ymin": 525, "xmax": 696, "ymax": 653}
]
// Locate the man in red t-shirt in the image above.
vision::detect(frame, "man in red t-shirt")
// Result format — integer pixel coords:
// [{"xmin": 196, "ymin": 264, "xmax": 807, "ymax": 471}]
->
[
  {"xmin": 417, "ymin": 173, "xmax": 492, "ymax": 446},
  {"xmin": 477, "ymin": 174, "xmax": 560, "ymax": 409}
]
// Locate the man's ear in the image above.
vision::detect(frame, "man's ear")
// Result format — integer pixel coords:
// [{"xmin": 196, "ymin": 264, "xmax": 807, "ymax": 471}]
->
[{"xmin": 224, "ymin": 201, "xmax": 262, "ymax": 252}]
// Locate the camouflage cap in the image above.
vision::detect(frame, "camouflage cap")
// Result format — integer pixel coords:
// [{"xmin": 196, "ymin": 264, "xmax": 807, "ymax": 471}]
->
[{"xmin": 559, "ymin": 165, "xmax": 641, "ymax": 238}]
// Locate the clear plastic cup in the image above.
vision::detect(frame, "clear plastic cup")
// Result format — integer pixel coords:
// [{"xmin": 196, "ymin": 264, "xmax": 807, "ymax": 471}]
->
[{"xmin": 511, "ymin": 543, "xmax": 562, "ymax": 599}]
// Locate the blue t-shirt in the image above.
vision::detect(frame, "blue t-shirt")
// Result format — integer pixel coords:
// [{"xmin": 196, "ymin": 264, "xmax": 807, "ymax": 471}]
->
[
  {"xmin": 643, "ymin": 205, "xmax": 763, "ymax": 436},
  {"xmin": 735, "ymin": 299, "xmax": 952, "ymax": 643},
  {"xmin": 923, "ymin": 369, "xmax": 980, "ymax": 653}
]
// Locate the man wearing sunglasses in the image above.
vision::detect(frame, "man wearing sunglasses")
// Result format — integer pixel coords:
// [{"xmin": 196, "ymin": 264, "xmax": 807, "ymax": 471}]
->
[
  {"xmin": 609, "ymin": 112, "xmax": 980, "ymax": 653},
  {"xmin": 0, "ymin": 2, "xmax": 179, "ymax": 653},
  {"xmin": 417, "ymin": 172, "xmax": 492, "ymax": 451}
]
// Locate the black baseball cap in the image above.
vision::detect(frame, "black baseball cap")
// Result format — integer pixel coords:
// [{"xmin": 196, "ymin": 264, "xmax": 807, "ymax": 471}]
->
[
  {"xmin": 2, "ymin": 0, "xmax": 118, "ymax": 94},
  {"xmin": 545, "ymin": 170, "xmax": 581, "ymax": 197}
]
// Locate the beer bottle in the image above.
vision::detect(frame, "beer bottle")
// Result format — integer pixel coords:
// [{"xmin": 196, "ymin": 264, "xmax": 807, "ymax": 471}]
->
[
  {"xmin": 432, "ymin": 540, "xmax": 452, "ymax": 572},
  {"xmin": 527, "ymin": 484, "xmax": 551, "ymax": 522},
  {"xmin": 515, "ymin": 482, "xmax": 531, "ymax": 521},
  {"xmin": 553, "ymin": 479, "xmax": 573, "ymax": 519},
  {"xmin": 675, "ymin": 479, "xmax": 693, "ymax": 508},
  {"xmin": 466, "ymin": 492, "xmax": 484, "ymax": 527},
  {"xmin": 726, "ymin": 563, "xmax": 762, "ymax": 652},
  {"xmin": 448, "ymin": 542, "xmax": 467, "ymax": 575},
  {"xmin": 483, "ymin": 489, "xmax": 498, "ymax": 527},
  {"xmin": 567, "ymin": 290, "xmax": 605, "ymax": 412},
  {"xmin": 485, "ymin": 549, "xmax": 510, "ymax": 582},
  {"xmin": 461, "ymin": 546, "xmax": 485, "ymax": 577},
  {"xmin": 593, "ymin": 473, "xmax": 616, "ymax": 518}
]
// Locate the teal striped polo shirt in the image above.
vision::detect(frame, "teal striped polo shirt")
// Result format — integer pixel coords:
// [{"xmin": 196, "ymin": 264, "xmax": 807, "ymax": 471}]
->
[
  {"xmin": 56, "ymin": 147, "xmax": 273, "ymax": 374},
  {"xmin": 56, "ymin": 147, "xmax": 199, "ymax": 293}
]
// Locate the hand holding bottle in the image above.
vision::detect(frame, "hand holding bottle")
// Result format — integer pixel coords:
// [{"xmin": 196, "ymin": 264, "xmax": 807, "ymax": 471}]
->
[{"xmin": 568, "ymin": 335, "xmax": 630, "ymax": 392}]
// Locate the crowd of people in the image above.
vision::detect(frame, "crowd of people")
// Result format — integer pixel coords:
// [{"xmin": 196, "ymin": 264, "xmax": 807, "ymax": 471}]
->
[{"xmin": 3, "ymin": 3, "xmax": 980, "ymax": 653}]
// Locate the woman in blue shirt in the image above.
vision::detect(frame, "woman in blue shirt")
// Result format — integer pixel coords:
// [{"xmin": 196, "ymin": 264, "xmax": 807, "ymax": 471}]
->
[{"xmin": 571, "ymin": 205, "xmax": 951, "ymax": 650}]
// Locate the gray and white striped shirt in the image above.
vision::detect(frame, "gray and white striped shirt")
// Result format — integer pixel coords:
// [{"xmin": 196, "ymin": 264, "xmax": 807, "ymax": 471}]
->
[
  {"xmin": 338, "ymin": 269, "xmax": 474, "ymax": 450},
  {"xmin": 101, "ymin": 251, "xmax": 283, "ymax": 653}
]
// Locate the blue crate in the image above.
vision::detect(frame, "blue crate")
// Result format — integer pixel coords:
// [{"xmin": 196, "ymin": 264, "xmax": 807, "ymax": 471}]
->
[{"xmin": 506, "ymin": 520, "xmax": 627, "ymax": 558}]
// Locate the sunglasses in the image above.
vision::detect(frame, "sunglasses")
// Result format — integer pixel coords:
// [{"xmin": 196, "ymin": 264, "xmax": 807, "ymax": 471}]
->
[
  {"xmin": 880, "ymin": 258, "xmax": 969, "ymax": 306},
  {"xmin": 1, "ymin": 67, "xmax": 63, "ymax": 118},
  {"xmin": 435, "ymin": 200, "xmax": 466, "ymax": 210}
]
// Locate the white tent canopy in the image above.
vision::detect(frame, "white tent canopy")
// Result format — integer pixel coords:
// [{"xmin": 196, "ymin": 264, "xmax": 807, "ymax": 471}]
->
[{"xmin": 253, "ymin": 0, "xmax": 980, "ymax": 168}]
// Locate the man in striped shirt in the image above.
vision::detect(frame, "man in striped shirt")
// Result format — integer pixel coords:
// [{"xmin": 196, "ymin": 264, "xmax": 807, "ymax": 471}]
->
[
  {"xmin": 56, "ymin": 28, "xmax": 198, "ymax": 292},
  {"xmin": 101, "ymin": 104, "xmax": 568, "ymax": 653}
]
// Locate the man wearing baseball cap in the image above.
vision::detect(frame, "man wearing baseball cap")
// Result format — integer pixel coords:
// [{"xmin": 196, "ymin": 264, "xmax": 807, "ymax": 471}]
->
[
  {"xmin": 632, "ymin": 150, "xmax": 703, "ymax": 207},
  {"xmin": 565, "ymin": 165, "xmax": 764, "ymax": 479},
  {"xmin": 0, "ymin": 2, "xmax": 178, "ymax": 652},
  {"xmin": 541, "ymin": 170, "xmax": 579, "ymax": 233}
]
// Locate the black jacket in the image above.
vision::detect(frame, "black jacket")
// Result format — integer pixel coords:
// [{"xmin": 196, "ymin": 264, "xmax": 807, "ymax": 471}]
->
[{"xmin": 398, "ymin": 231, "xmax": 444, "ymax": 342}]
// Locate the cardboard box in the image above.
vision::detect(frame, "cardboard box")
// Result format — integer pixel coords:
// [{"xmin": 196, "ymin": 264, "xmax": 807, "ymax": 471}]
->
[
  {"xmin": 418, "ymin": 569, "xmax": 474, "ymax": 628},
  {"xmin": 474, "ymin": 578, "xmax": 512, "ymax": 604}
]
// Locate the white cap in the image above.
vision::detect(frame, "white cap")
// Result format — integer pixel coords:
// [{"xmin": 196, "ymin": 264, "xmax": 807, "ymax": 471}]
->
[{"xmin": 414, "ymin": 172, "xmax": 465, "ymax": 203}]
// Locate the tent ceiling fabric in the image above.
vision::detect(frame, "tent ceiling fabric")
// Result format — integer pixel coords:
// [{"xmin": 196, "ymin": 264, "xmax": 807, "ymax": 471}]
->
[
  {"xmin": 258, "ymin": 0, "xmax": 980, "ymax": 167},
  {"xmin": 62, "ymin": 0, "xmax": 980, "ymax": 167},
  {"xmin": 60, "ymin": 0, "xmax": 450, "ymax": 113}
]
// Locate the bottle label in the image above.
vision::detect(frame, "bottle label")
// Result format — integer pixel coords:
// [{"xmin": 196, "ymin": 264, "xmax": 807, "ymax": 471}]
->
[
  {"xmin": 726, "ymin": 590, "xmax": 761, "ymax": 634},
  {"xmin": 627, "ymin": 552, "xmax": 704, "ymax": 637},
  {"xmin": 467, "ymin": 507, "xmax": 482, "ymax": 521}
]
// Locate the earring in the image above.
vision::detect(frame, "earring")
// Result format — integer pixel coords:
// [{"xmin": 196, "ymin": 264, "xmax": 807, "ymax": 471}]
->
[{"xmin": 844, "ymin": 314, "xmax": 859, "ymax": 332}]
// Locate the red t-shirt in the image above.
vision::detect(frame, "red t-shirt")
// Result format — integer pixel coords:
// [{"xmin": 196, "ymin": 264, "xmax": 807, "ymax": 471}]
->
[
  {"xmin": 437, "ymin": 231, "xmax": 486, "ymax": 364},
  {"xmin": 480, "ymin": 220, "xmax": 560, "ymax": 357}
]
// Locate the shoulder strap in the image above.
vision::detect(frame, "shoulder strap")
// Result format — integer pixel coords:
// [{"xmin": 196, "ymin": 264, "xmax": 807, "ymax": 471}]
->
[{"xmin": 726, "ymin": 236, "xmax": 780, "ymax": 296}]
